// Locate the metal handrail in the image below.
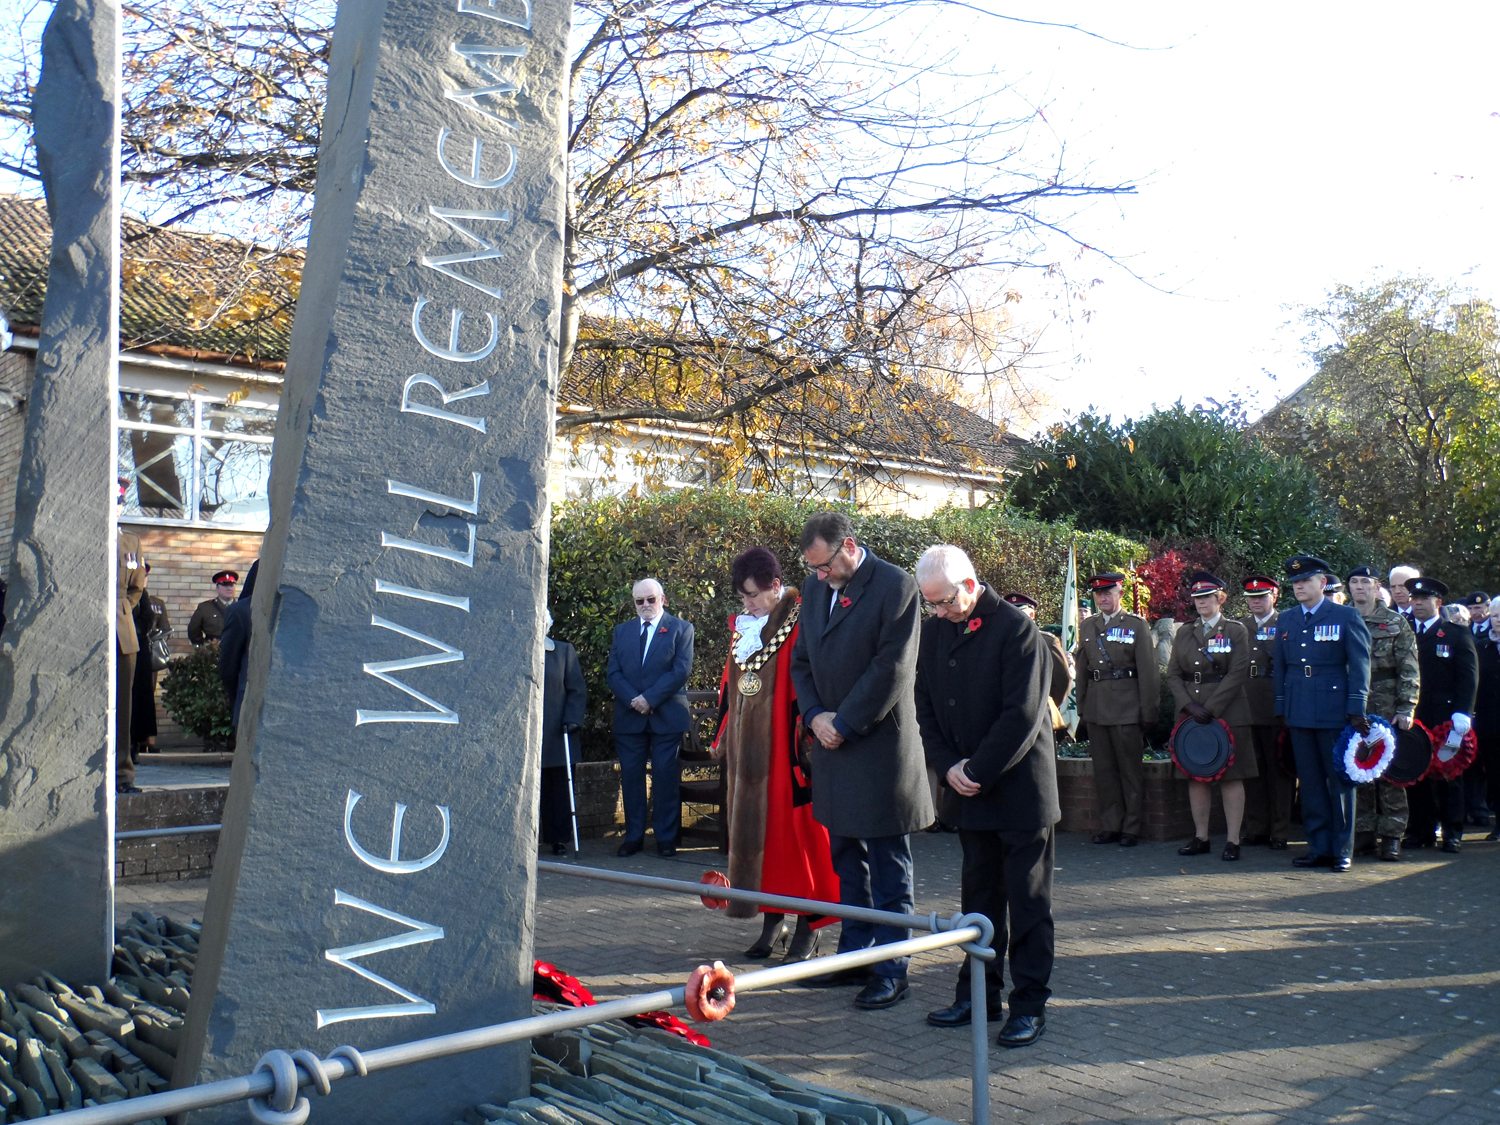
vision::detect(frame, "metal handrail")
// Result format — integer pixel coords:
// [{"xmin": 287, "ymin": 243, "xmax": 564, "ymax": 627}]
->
[
  {"xmin": 116, "ymin": 824, "xmax": 223, "ymax": 840},
  {"xmin": 39, "ymin": 928, "xmax": 987, "ymax": 1125}
]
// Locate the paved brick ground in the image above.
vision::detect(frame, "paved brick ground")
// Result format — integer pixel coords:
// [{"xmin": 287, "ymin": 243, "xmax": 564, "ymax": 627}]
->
[{"xmin": 120, "ymin": 831, "xmax": 1500, "ymax": 1124}]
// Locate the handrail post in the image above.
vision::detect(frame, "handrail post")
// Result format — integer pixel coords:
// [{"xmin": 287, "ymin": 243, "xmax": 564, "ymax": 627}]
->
[{"xmin": 968, "ymin": 958, "xmax": 989, "ymax": 1125}]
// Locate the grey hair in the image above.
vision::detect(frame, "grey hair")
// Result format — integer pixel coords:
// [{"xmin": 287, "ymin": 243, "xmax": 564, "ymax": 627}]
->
[
  {"xmin": 632, "ymin": 577, "xmax": 664, "ymax": 598},
  {"xmin": 1490, "ymin": 595, "xmax": 1500, "ymax": 615},
  {"xmin": 544, "ymin": 609, "xmax": 554, "ymax": 633},
  {"xmin": 1389, "ymin": 565, "xmax": 1421, "ymax": 586},
  {"xmin": 915, "ymin": 544, "xmax": 977, "ymax": 588}
]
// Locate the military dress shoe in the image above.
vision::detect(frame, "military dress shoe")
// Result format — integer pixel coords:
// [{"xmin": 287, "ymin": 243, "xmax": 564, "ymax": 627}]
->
[
  {"xmin": 854, "ymin": 977, "xmax": 909, "ymax": 1010},
  {"xmin": 551, "ymin": 842, "xmax": 568, "ymax": 856},
  {"xmin": 1221, "ymin": 842, "xmax": 1241, "ymax": 861},
  {"xmin": 1441, "ymin": 837, "xmax": 1461, "ymax": 854},
  {"xmin": 1118, "ymin": 834, "xmax": 1139, "ymax": 847},
  {"xmin": 1327, "ymin": 857, "xmax": 1352, "ymax": 872},
  {"xmin": 1268, "ymin": 838, "xmax": 1289, "ymax": 850},
  {"xmin": 1178, "ymin": 837, "xmax": 1211, "ymax": 856},
  {"xmin": 1241, "ymin": 834, "xmax": 1270, "ymax": 846},
  {"xmin": 1378, "ymin": 837, "xmax": 1402, "ymax": 861},
  {"xmin": 116, "ymin": 784, "xmax": 143, "ymax": 795},
  {"xmin": 997, "ymin": 1014, "xmax": 1046, "ymax": 1048},
  {"xmin": 616, "ymin": 839, "xmax": 644, "ymax": 857},
  {"xmin": 656, "ymin": 842, "xmax": 678, "ymax": 858},
  {"xmin": 1292, "ymin": 853, "xmax": 1332, "ymax": 868},
  {"xmin": 1485, "ymin": 829, "xmax": 1500, "ymax": 842},
  {"xmin": 1402, "ymin": 833, "xmax": 1433, "ymax": 849},
  {"xmin": 802, "ymin": 966, "xmax": 874, "ymax": 989},
  {"xmin": 1093, "ymin": 831, "xmax": 1122, "ymax": 844},
  {"xmin": 926, "ymin": 999, "xmax": 1002, "ymax": 1028}
]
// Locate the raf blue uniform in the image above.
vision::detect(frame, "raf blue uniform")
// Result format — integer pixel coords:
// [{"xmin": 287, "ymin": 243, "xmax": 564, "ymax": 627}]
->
[{"xmin": 1273, "ymin": 565, "xmax": 1371, "ymax": 864}]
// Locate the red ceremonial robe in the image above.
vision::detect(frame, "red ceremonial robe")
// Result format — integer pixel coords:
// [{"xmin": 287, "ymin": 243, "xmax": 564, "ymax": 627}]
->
[{"xmin": 715, "ymin": 591, "xmax": 839, "ymax": 923}]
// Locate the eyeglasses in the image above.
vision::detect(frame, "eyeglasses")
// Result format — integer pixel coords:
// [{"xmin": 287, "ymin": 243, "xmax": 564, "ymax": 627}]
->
[
  {"xmin": 922, "ymin": 589, "xmax": 961, "ymax": 611},
  {"xmin": 803, "ymin": 545, "xmax": 841, "ymax": 576},
  {"xmin": 634, "ymin": 595, "xmax": 659, "ymax": 606}
]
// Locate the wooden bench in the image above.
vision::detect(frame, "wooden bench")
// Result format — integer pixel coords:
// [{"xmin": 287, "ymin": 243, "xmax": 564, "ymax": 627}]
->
[{"xmin": 678, "ymin": 689, "xmax": 727, "ymax": 853}]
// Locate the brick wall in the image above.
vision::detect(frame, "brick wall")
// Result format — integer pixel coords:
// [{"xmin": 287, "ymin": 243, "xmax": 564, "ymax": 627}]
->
[
  {"xmin": 1057, "ymin": 758, "xmax": 1226, "ymax": 841},
  {"xmin": 0, "ymin": 348, "xmax": 34, "ymax": 577},
  {"xmin": 115, "ymin": 786, "xmax": 227, "ymax": 884}
]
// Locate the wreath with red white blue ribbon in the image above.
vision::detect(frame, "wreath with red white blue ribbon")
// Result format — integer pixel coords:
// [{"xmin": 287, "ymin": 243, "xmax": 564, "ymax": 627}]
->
[{"xmin": 1336, "ymin": 718, "xmax": 1397, "ymax": 784}]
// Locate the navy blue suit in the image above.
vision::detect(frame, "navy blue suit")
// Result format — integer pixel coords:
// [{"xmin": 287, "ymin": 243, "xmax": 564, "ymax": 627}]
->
[
  {"xmin": 1274, "ymin": 598, "xmax": 1371, "ymax": 858},
  {"xmin": 606, "ymin": 612, "xmax": 695, "ymax": 844}
]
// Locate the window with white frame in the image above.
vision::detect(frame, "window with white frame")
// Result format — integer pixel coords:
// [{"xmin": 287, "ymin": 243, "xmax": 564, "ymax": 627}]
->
[{"xmin": 117, "ymin": 390, "xmax": 276, "ymax": 528}]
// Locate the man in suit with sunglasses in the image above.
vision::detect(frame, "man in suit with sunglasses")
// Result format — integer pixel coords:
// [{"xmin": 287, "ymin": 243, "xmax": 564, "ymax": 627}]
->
[{"xmin": 607, "ymin": 578, "xmax": 695, "ymax": 857}]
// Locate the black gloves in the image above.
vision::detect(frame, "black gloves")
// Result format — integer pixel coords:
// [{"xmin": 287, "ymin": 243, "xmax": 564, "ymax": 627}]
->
[
  {"xmin": 1185, "ymin": 701, "xmax": 1213, "ymax": 724},
  {"xmin": 1348, "ymin": 714, "xmax": 1371, "ymax": 737}
]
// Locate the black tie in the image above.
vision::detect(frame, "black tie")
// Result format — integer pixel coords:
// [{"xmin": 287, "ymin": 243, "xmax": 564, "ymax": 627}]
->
[{"xmin": 639, "ymin": 620, "xmax": 650, "ymax": 661}]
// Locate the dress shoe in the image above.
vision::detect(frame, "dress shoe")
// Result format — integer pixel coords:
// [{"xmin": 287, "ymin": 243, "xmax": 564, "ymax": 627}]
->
[
  {"xmin": 116, "ymin": 784, "xmax": 143, "ymax": 795},
  {"xmin": 1327, "ymin": 857, "xmax": 1352, "ymax": 872},
  {"xmin": 997, "ymin": 1014, "xmax": 1046, "ymax": 1048},
  {"xmin": 1178, "ymin": 837, "xmax": 1210, "ymax": 856},
  {"xmin": 1241, "ymin": 834, "xmax": 1270, "ymax": 846},
  {"xmin": 1268, "ymin": 838, "xmax": 1289, "ymax": 850},
  {"xmin": 1378, "ymin": 837, "xmax": 1401, "ymax": 861},
  {"xmin": 783, "ymin": 919, "xmax": 821, "ymax": 963},
  {"xmin": 1485, "ymin": 829, "xmax": 1500, "ymax": 842},
  {"xmin": 656, "ymin": 842, "xmax": 678, "ymax": 857},
  {"xmin": 853, "ymin": 977, "xmax": 909, "ymax": 1010},
  {"xmin": 616, "ymin": 839, "xmax": 644, "ymax": 857},
  {"xmin": 551, "ymin": 842, "xmax": 568, "ymax": 856},
  {"xmin": 1118, "ymin": 834, "xmax": 1139, "ymax": 847},
  {"xmin": 1292, "ymin": 853, "xmax": 1331, "ymax": 868},
  {"xmin": 1469, "ymin": 814, "xmax": 1493, "ymax": 828},
  {"xmin": 1093, "ymin": 831, "xmax": 1122, "ymax": 844},
  {"xmin": 1402, "ymin": 833, "xmax": 1432, "ymax": 849},
  {"xmin": 1441, "ymin": 837, "xmax": 1461, "ymax": 854},
  {"xmin": 923, "ymin": 821, "xmax": 943, "ymax": 834},
  {"xmin": 926, "ymin": 999, "xmax": 1002, "ymax": 1027},
  {"xmin": 745, "ymin": 915, "xmax": 792, "ymax": 959},
  {"xmin": 1221, "ymin": 841, "xmax": 1241, "ymax": 861},
  {"xmin": 802, "ymin": 966, "xmax": 874, "ymax": 989}
]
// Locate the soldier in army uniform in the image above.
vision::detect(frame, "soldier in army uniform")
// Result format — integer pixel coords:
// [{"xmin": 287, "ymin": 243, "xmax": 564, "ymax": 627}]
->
[
  {"xmin": 1074, "ymin": 571, "xmax": 1160, "ymax": 847},
  {"xmin": 1405, "ymin": 577, "xmax": 1479, "ymax": 854},
  {"xmin": 188, "ymin": 569, "xmax": 238, "ymax": 645},
  {"xmin": 1239, "ymin": 575, "xmax": 1292, "ymax": 849},
  {"xmin": 1347, "ymin": 566, "xmax": 1419, "ymax": 861}
]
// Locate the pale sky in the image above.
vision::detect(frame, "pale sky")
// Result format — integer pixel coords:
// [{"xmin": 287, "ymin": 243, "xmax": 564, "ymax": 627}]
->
[{"xmin": 944, "ymin": 2, "xmax": 1500, "ymax": 427}]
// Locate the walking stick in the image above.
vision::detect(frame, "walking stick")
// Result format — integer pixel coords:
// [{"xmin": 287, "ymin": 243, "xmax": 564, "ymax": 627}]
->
[{"xmin": 562, "ymin": 730, "xmax": 581, "ymax": 853}]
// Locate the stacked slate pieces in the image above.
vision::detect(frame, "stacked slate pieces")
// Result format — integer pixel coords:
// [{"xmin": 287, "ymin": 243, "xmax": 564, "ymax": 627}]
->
[
  {"xmin": 0, "ymin": 912, "xmax": 195, "ymax": 1121},
  {"xmin": 478, "ymin": 1011, "xmax": 958, "ymax": 1125}
]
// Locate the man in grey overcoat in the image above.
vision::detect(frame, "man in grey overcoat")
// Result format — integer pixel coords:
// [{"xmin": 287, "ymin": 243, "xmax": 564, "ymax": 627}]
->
[{"xmin": 790, "ymin": 511, "xmax": 932, "ymax": 1010}]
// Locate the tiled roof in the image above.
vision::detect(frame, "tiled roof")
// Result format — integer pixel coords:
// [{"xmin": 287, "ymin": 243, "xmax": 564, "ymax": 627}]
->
[
  {"xmin": 0, "ymin": 192, "xmax": 1017, "ymax": 473},
  {"xmin": 0, "ymin": 193, "xmax": 297, "ymax": 367}
]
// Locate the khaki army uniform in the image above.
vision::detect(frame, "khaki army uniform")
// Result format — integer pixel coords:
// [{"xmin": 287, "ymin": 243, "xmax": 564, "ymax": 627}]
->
[
  {"xmin": 1354, "ymin": 605, "xmax": 1419, "ymax": 845},
  {"xmin": 1075, "ymin": 611, "xmax": 1160, "ymax": 838},
  {"xmin": 1239, "ymin": 610, "xmax": 1293, "ymax": 842},
  {"xmin": 116, "ymin": 532, "xmax": 147, "ymax": 789}
]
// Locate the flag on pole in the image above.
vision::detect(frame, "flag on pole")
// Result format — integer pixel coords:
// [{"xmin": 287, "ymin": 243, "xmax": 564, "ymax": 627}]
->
[{"xmin": 1061, "ymin": 542, "xmax": 1080, "ymax": 735}]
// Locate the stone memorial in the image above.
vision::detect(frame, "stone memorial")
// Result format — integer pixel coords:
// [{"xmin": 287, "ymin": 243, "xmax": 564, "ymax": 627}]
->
[
  {"xmin": 0, "ymin": 0, "xmax": 121, "ymax": 989},
  {"xmin": 176, "ymin": 0, "xmax": 570, "ymax": 1120}
]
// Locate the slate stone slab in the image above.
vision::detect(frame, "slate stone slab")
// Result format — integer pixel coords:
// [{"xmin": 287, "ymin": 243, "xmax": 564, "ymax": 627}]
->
[
  {"xmin": 0, "ymin": 0, "xmax": 121, "ymax": 990},
  {"xmin": 176, "ymin": 0, "xmax": 571, "ymax": 1119}
]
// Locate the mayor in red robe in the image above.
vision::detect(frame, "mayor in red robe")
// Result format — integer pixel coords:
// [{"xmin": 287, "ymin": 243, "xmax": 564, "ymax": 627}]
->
[{"xmin": 714, "ymin": 546, "xmax": 840, "ymax": 962}]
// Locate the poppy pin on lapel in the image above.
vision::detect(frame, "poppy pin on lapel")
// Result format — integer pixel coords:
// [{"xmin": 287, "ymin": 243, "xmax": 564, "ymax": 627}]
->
[
  {"xmin": 839, "ymin": 596, "xmax": 852, "ymax": 608},
  {"xmin": 967, "ymin": 617, "xmax": 983, "ymax": 633}
]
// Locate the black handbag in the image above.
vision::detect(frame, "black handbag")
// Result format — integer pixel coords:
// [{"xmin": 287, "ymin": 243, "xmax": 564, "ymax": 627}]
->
[{"xmin": 146, "ymin": 627, "xmax": 171, "ymax": 672}]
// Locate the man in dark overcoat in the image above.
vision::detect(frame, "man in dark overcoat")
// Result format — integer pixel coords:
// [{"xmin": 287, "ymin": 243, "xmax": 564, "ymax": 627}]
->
[
  {"xmin": 1273, "ymin": 555, "xmax": 1371, "ymax": 872},
  {"xmin": 540, "ymin": 611, "xmax": 588, "ymax": 855},
  {"xmin": 917, "ymin": 547, "xmax": 1057, "ymax": 1049},
  {"xmin": 606, "ymin": 577, "xmax": 695, "ymax": 857},
  {"xmin": 1404, "ymin": 577, "xmax": 1478, "ymax": 853},
  {"xmin": 791, "ymin": 511, "xmax": 932, "ymax": 1010}
]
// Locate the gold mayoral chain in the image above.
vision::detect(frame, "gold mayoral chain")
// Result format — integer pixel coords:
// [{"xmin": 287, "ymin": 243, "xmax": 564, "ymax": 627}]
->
[{"xmin": 734, "ymin": 602, "xmax": 801, "ymax": 696}]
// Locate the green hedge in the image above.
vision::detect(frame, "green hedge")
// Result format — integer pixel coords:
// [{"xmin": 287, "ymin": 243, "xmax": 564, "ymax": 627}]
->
[{"xmin": 548, "ymin": 488, "xmax": 1144, "ymax": 756}]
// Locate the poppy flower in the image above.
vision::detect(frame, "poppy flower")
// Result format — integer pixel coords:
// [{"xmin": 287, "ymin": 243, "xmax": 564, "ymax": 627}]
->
[
  {"xmin": 659, "ymin": 625, "xmax": 667, "ymax": 634},
  {"xmin": 967, "ymin": 617, "xmax": 983, "ymax": 632},
  {"xmin": 839, "ymin": 596, "xmax": 852, "ymax": 608}
]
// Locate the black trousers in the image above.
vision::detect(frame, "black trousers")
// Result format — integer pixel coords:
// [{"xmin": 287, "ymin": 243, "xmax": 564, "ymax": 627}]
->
[
  {"xmin": 539, "ymin": 765, "xmax": 574, "ymax": 845},
  {"xmin": 952, "ymin": 826, "xmax": 1055, "ymax": 1017},
  {"xmin": 1408, "ymin": 774, "xmax": 1465, "ymax": 841},
  {"xmin": 1481, "ymin": 732, "xmax": 1500, "ymax": 818}
]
